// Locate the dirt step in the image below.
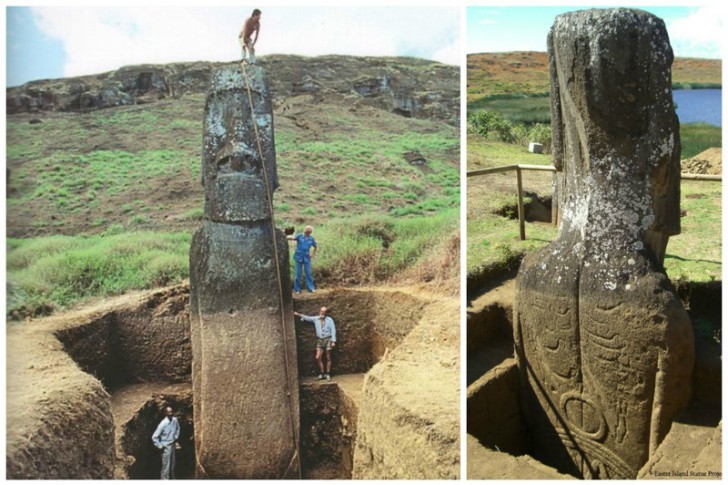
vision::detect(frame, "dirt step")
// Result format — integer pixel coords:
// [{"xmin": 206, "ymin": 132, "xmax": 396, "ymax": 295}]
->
[
  {"xmin": 467, "ymin": 279, "xmax": 515, "ymax": 385},
  {"xmin": 638, "ymin": 416, "xmax": 722, "ymax": 479},
  {"xmin": 467, "ymin": 358, "xmax": 524, "ymax": 455},
  {"xmin": 466, "ymin": 434, "xmax": 574, "ymax": 480},
  {"xmin": 301, "ymin": 373, "xmax": 365, "ymax": 406}
]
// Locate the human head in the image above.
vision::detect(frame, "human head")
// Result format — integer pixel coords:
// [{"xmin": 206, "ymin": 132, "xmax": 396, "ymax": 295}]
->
[
  {"xmin": 304, "ymin": 225, "xmax": 313, "ymax": 236},
  {"xmin": 319, "ymin": 307, "xmax": 327, "ymax": 318},
  {"xmin": 252, "ymin": 9, "xmax": 261, "ymax": 18},
  {"xmin": 165, "ymin": 406, "xmax": 174, "ymax": 418}
]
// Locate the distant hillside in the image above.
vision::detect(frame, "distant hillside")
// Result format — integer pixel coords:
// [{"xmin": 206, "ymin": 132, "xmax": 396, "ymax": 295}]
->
[
  {"xmin": 467, "ymin": 51, "xmax": 722, "ymax": 103},
  {"xmin": 6, "ymin": 55, "xmax": 459, "ymax": 239},
  {"xmin": 8, "ymin": 55, "xmax": 458, "ymax": 126}
]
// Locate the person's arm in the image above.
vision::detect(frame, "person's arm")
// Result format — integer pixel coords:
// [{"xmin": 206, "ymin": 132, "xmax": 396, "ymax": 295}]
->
[
  {"xmin": 293, "ymin": 312, "xmax": 314, "ymax": 323},
  {"xmin": 311, "ymin": 238, "xmax": 317, "ymax": 258},
  {"xmin": 253, "ymin": 24, "xmax": 259, "ymax": 45},
  {"xmin": 173, "ymin": 418, "xmax": 180, "ymax": 441},
  {"xmin": 152, "ymin": 421, "xmax": 164, "ymax": 448},
  {"xmin": 329, "ymin": 318, "xmax": 336, "ymax": 344}
]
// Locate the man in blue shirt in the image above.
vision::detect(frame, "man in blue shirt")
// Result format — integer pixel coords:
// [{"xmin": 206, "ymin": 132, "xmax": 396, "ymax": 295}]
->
[
  {"xmin": 294, "ymin": 306, "xmax": 336, "ymax": 381},
  {"xmin": 287, "ymin": 225, "xmax": 317, "ymax": 294},
  {"xmin": 152, "ymin": 406, "xmax": 180, "ymax": 480}
]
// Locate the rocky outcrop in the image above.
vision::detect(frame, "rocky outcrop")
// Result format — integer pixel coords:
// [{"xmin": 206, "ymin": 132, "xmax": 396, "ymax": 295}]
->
[
  {"xmin": 189, "ymin": 64, "xmax": 299, "ymax": 478},
  {"xmin": 514, "ymin": 9, "xmax": 694, "ymax": 479},
  {"xmin": 6, "ymin": 55, "xmax": 458, "ymax": 125}
]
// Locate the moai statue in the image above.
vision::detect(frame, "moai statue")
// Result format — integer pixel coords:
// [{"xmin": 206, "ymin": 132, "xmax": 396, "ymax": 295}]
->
[
  {"xmin": 514, "ymin": 9, "xmax": 694, "ymax": 479},
  {"xmin": 189, "ymin": 64, "xmax": 300, "ymax": 478}
]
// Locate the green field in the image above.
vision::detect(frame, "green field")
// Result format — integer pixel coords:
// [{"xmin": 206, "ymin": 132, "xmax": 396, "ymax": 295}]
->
[{"xmin": 467, "ymin": 135, "xmax": 722, "ymax": 288}]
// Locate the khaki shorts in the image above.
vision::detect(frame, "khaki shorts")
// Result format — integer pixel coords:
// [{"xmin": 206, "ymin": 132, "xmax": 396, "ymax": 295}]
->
[{"xmin": 316, "ymin": 338, "xmax": 333, "ymax": 350}]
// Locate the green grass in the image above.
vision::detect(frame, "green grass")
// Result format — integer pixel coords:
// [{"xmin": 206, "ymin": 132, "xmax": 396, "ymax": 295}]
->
[
  {"xmin": 664, "ymin": 181, "xmax": 722, "ymax": 283},
  {"xmin": 672, "ymin": 82, "xmax": 722, "ymax": 90},
  {"xmin": 7, "ymin": 232, "xmax": 191, "ymax": 319},
  {"xmin": 7, "ymin": 207, "xmax": 459, "ymax": 319},
  {"xmin": 467, "ymin": 216, "xmax": 557, "ymax": 277},
  {"xmin": 680, "ymin": 123, "xmax": 722, "ymax": 159},
  {"xmin": 467, "ymin": 93, "xmax": 551, "ymax": 124},
  {"xmin": 468, "ymin": 116, "xmax": 720, "ymax": 162},
  {"xmin": 307, "ymin": 208, "xmax": 459, "ymax": 283}
]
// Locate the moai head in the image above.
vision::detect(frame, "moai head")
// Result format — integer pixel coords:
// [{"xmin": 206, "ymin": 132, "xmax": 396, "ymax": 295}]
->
[
  {"xmin": 549, "ymin": 9, "xmax": 681, "ymax": 262},
  {"xmin": 201, "ymin": 66, "xmax": 278, "ymax": 223}
]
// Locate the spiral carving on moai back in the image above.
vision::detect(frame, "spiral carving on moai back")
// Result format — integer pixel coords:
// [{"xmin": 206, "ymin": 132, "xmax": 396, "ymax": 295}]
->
[
  {"xmin": 189, "ymin": 65, "xmax": 299, "ymax": 478},
  {"xmin": 514, "ymin": 9, "xmax": 694, "ymax": 479}
]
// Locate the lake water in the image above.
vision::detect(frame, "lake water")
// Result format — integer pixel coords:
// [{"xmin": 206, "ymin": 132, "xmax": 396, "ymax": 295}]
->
[{"xmin": 673, "ymin": 89, "xmax": 722, "ymax": 127}]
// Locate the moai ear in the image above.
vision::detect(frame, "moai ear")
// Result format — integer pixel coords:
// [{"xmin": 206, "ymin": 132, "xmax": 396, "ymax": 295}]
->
[{"xmin": 547, "ymin": 29, "xmax": 564, "ymax": 172}]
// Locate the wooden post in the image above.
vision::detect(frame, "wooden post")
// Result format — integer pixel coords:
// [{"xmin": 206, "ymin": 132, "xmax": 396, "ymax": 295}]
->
[
  {"xmin": 552, "ymin": 171, "xmax": 559, "ymax": 227},
  {"xmin": 516, "ymin": 166, "xmax": 525, "ymax": 240}
]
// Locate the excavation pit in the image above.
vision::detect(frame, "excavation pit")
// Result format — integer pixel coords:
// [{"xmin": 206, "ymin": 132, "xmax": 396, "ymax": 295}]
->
[
  {"xmin": 467, "ymin": 279, "xmax": 723, "ymax": 479},
  {"xmin": 9, "ymin": 284, "xmax": 433, "ymax": 479}
]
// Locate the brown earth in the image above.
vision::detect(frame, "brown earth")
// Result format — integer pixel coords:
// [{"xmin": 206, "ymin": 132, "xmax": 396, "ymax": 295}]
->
[
  {"xmin": 467, "ymin": 51, "xmax": 721, "ymax": 99},
  {"xmin": 681, "ymin": 147, "xmax": 722, "ymax": 175},
  {"xmin": 6, "ymin": 282, "xmax": 459, "ymax": 479}
]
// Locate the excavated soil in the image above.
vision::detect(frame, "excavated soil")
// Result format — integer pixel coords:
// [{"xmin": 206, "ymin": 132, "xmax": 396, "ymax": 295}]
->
[
  {"xmin": 681, "ymin": 148, "xmax": 722, "ymax": 175},
  {"xmin": 6, "ymin": 282, "xmax": 458, "ymax": 479}
]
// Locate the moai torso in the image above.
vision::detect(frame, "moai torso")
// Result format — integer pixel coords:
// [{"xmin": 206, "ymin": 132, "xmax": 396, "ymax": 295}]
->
[
  {"xmin": 189, "ymin": 65, "xmax": 299, "ymax": 478},
  {"xmin": 514, "ymin": 9, "xmax": 694, "ymax": 479}
]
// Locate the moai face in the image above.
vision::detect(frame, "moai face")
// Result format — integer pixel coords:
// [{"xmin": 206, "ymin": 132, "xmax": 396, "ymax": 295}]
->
[{"xmin": 201, "ymin": 67, "xmax": 277, "ymax": 224}]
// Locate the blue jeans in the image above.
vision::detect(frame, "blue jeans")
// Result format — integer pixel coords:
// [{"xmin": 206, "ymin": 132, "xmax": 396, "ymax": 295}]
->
[{"xmin": 294, "ymin": 258, "xmax": 315, "ymax": 292}]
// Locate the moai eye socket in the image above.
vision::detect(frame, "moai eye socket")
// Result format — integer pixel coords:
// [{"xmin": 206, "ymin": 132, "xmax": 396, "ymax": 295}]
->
[{"xmin": 214, "ymin": 143, "xmax": 261, "ymax": 175}]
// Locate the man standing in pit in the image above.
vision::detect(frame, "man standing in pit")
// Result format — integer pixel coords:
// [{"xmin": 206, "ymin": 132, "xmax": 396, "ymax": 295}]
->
[
  {"xmin": 239, "ymin": 9, "xmax": 261, "ymax": 64},
  {"xmin": 152, "ymin": 406, "xmax": 180, "ymax": 480},
  {"xmin": 294, "ymin": 306, "xmax": 337, "ymax": 381}
]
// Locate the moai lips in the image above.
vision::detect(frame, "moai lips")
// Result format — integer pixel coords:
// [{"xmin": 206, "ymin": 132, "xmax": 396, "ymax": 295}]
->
[
  {"xmin": 189, "ymin": 64, "xmax": 299, "ymax": 478},
  {"xmin": 514, "ymin": 9, "xmax": 694, "ymax": 479}
]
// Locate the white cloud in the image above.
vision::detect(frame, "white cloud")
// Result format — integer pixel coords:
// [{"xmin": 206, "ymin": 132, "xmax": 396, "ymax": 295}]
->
[
  {"xmin": 479, "ymin": 19, "xmax": 497, "ymax": 25},
  {"xmin": 31, "ymin": 6, "xmax": 460, "ymax": 78},
  {"xmin": 431, "ymin": 39, "xmax": 460, "ymax": 66},
  {"xmin": 667, "ymin": 6, "xmax": 723, "ymax": 58}
]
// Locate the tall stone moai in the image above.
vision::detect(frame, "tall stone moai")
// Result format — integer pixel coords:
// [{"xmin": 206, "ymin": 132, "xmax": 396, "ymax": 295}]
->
[
  {"xmin": 514, "ymin": 9, "xmax": 694, "ymax": 479},
  {"xmin": 189, "ymin": 64, "xmax": 300, "ymax": 478}
]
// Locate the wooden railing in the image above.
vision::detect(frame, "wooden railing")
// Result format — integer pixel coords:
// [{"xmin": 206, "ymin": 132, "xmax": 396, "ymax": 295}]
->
[{"xmin": 467, "ymin": 164, "xmax": 721, "ymax": 241}]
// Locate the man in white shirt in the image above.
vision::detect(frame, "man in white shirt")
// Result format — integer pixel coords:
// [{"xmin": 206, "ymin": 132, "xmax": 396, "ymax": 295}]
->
[
  {"xmin": 294, "ymin": 306, "xmax": 337, "ymax": 381},
  {"xmin": 152, "ymin": 406, "xmax": 180, "ymax": 479}
]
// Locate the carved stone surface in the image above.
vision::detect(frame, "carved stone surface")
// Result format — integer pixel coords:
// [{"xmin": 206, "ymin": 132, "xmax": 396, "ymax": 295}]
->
[
  {"xmin": 514, "ymin": 9, "xmax": 694, "ymax": 479},
  {"xmin": 189, "ymin": 65, "xmax": 299, "ymax": 478}
]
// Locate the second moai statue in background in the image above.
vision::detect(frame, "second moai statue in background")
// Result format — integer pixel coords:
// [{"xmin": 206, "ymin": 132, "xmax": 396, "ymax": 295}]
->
[
  {"xmin": 514, "ymin": 9, "xmax": 694, "ymax": 479},
  {"xmin": 189, "ymin": 64, "xmax": 300, "ymax": 478}
]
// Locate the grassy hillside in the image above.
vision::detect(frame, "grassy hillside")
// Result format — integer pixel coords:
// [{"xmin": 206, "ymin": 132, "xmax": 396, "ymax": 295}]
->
[
  {"xmin": 6, "ymin": 57, "xmax": 460, "ymax": 319},
  {"xmin": 467, "ymin": 51, "xmax": 722, "ymax": 109}
]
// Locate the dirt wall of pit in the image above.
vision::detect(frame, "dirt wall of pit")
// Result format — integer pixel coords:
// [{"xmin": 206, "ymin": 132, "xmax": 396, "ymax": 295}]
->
[
  {"xmin": 6, "ymin": 285, "xmax": 190, "ymax": 479},
  {"xmin": 293, "ymin": 289, "xmax": 426, "ymax": 377},
  {"xmin": 7, "ymin": 314, "xmax": 116, "ymax": 478},
  {"xmin": 7, "ymin": 283, "xmax": 458, "ymax": 480},
  {"xmin": 55, "ymin": 285, "xmax": 191, "ymax": 388},
  {"xmin": 352, "ymin": 296, "xmax": 460, "ymax": 479}
]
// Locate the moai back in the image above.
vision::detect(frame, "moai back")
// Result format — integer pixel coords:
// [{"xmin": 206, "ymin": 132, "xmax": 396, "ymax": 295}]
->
[
  {"xmin": 514, "ymin": 9, "xmax": 694, "ymax": 478},
  {"xmin": 189, "ymin": 65, "xmax": 299, "ymax": 478}
]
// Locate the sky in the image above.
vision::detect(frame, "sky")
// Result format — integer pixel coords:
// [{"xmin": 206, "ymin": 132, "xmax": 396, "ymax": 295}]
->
[
  {"xmin": 468, "ymin": 5, "xmax": 724, "ymax": 59},
  {"xmin": 6, "ymin": 6, "xmax": 460, "ymax": 87}
]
